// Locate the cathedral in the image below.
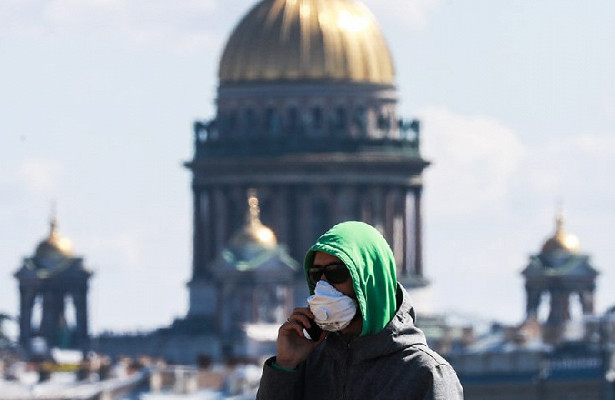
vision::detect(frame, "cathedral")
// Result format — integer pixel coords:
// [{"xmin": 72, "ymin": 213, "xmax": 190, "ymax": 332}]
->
[
  {"xmin": 184, "ymin": 0, "xmax": 429, "ymax": 337},
  {"xmin": 12, "ymin": 6, "xmax": 615, "ymax": 399},
  {"xmin": 94, "ymin": 0, "xmax": 431, "ymax": 363}
]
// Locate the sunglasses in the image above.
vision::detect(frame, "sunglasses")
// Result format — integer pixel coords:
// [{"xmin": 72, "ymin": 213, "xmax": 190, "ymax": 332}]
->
[{"xmin": 308, "ymin": 262, "xmax": 350, "ymax": 285}]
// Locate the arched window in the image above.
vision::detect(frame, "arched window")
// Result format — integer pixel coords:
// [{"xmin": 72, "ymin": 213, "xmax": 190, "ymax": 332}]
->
[
  {"xmin": 228, "ymin": 110, "xmax": 238, "ymax": 134},
  {"xmin": 354, "ymin": 107, "xmax": 367, "ymax": 136},
  {"xmin": 265, "ymin": 107, "xmax": 280, "ymax": 136},
  {"xmin": 311, "ymin": 107, "xmax": 323, "ymax": 130},
  {"xmin": 287, "ymin": 106, "xmax": 298, "ymax": 132},
  {"xmin": 243, "ymin": 108, "xmax": 256, "ymax": 135},
  {"xmin": 334, "ymin": 106, "xmax": 347, "ymax": 134}
]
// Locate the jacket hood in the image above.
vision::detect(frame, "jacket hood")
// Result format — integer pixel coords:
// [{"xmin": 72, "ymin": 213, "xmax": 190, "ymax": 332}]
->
[
  {"xmin": 324, "ymin": 284, "xmax": 427, "ymax": 363},
  {"xmin": 304, "ymin": 221, "xmax": 398, "ymax": 336}
]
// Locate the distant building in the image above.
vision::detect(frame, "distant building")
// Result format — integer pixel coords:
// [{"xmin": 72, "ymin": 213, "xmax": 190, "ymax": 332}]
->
[
  {"xmin": 185, "ymin": 0, "xmax": 430, "ymax": 331},
  {"xmin": 95, "ymin": 0, "xmax": 433, "ymax": 364},
  {"xmin": 14, "ymin": 215, "xmax": 92, "ymax": 358},
  {"xmin": 521, "ymin": 212, "xmax": 599, "ymax": 345},
  {"xmin": 206, "ymin": 191, "xmax": 297, "ymax": 356},
  {"xmin": 95, "ymin": 194, "xmax": 297, "ymax": 363},
  {"xmin": 444, "ymin": 212, "xmax": 615, "ymax": 400}
]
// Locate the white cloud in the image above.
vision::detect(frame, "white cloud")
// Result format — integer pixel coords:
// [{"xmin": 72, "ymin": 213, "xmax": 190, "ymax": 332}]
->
[
  {"xmin": 515, "ymin": 132, "xmax": 615, "ymax": 206},
  {"xmin": 365, "ymin": 0, "xmax": 442, "ymax": 31},
  {"xmin": 417, "ymin": 110, "xmax": 615, "ymax": 321},
  {"xmin": 83, "ymin": 232, "xmax": 142, "ymax": 272},
  {"xmin": 545, "ymin": 132, "xmax": 615, "ymax": 157},
  {"xmin": 0, "ymin": 0, "xmax": 220, "ymax": 54},
  {"xmin": 15, "ymin": 158, "xmax": 65, "ymax": 196},
  {"xmin": 0, "ymin": 0, "xmax": 440, "ymax": 53},
  {"xmin": 419, "ymin": 107, "xmax": 527, "ymax": 217}
]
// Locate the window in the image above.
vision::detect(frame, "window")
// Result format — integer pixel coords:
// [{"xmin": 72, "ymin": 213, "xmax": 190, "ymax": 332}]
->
[
  {"xmin": 334, "ymin": 107, "xmax": 347, "ymax": 132},
  {"xmin": 226, "ymin": 110, "xmax": 238, "ymax": 135},
  {"xmin": 354, "ymin": 107, "xmax": 367, "ymax": 134},
  {"xmin": 265, "ymin": 107, "xmax": 280, "ymax": 136},
  {"xmin": 311, "ymin": 107, "xmax": 323, "ymax": 130},
  {"xmin": 243, "ymin": 108, "xmax": 256, "ymax": 134},
  {"xmin": 287, "ymin": 107, "xmax": 298, "ymax": 131}
]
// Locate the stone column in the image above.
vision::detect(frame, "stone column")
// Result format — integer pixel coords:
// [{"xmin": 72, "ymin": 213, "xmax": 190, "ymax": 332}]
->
[
  {"xmin": 19, "ymin": 287, "xmax": 36, "ymax": 348},
  {"xmin": 193, "ymin": 188, "xmax": 203, "ymax": 279},
  {"xmin": 41, "ymin": 289, "xmax": 61, "ymax": 347},
  {"xmin": 216, "ymin": 283, "xmax": 226, "ymax": 336},
  {"xmin": 391, "ymin": 189, "xmax": 405, "ymax": 270},
  {"xmin": 297, "ymin": 186, "xmax": 312, "ymax": 257},
  {"xmin": 548, "ymin": 289, "xmax": 570, "ymax": 325},
  {"xmin": 413, "ymin": 187, "xmax": 424, "ymax": 278},
  {"xmin": 323, "ymin": 185, "xmax": 336, "ymax": 230},
  {"xmin": 230, "ymin": 185, "xmax": 248, "ymax": 232},
  {"xmin": 198, "ymin": 189, "xmax": 213, "ymax": 276},
  {"xmin": 579, "ymin": 289, "xmax": 595, "ymax": 315},
  {"xmin": 525, "ymin": 285, "xmax": 541, "ymax": 320},
  {"xmin": 212, "ymin": 187, "xmax": 228, "ymax": 256},
  {"xmin": 334, "ymin": 185, "xmax": 357, "ymax": 223},
  {"xmin": 403, "ymin": 189, "xmax": 415, "ymax": 277},
  {"xmin": 72, "ymin": 288, "xmax": 89, "ymax": 350},
  {"xmin": 384, "ymin": 187, "xmax": 396, "ymax": 248},
  {"xmin": 275, "ymin": 186, "xmax": 290, "ymax": 241},
  {"xmin": 360, "ymin": 186, "xmax": 372, "ymax": 224},
  {"xmin": 370, "ymin": 186, "xmax": 384, "ymax": 233}
]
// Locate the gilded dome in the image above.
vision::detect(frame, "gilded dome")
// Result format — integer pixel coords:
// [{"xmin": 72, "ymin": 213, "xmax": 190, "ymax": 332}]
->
[
  {"xmin": 541, "ymin": 212, "xmax": 580, "ymax": 253},
  {"xmin": 229, "ymin": 191, "xmax": 278, "ymax": 249},
  {"xmin": 34, "ymin": 217, "xmax": 74, "ymax": 259},
  {"xmin": 219, "ymin": 0, "xmax": 395, "ymax": 84}
]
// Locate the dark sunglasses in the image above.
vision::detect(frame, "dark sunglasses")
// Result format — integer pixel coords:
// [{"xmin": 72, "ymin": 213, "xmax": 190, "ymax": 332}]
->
[{"xmin": 308, "ymin": 262, "xmax": 350, "ymax": 285}]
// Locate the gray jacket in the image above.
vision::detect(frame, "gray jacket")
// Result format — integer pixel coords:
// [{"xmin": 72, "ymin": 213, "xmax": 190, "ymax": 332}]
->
[{"xmin": 257, "ymin": 285, "xmax": 463, "ymax": 399}]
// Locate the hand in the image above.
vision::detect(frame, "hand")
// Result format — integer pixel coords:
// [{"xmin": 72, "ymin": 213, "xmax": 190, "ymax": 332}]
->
[{"xmin": 275, "ymin": 307, "xmax": 326, "ymax": 369}]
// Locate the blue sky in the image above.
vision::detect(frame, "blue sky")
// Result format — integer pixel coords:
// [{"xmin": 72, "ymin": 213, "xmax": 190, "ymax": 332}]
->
[{"xmin": 1, "ymin": 0, "xmax": 614, "ymax": 334}]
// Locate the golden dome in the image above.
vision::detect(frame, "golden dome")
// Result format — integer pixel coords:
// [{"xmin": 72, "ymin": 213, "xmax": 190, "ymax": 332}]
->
[
  {"xmin": 219, "ymin": 0, "xmax": 395, "ymax": 84},
  {"xmin": 541, "ymin": 212, "xmax": 580, "ymax": 253},
  {"xmin": 229, "ymin": 190, "xmax": 278, "ymax": 249},
  {"xmin": 35, "ymin": 216, "xmax": 74, "ymax": 259}
]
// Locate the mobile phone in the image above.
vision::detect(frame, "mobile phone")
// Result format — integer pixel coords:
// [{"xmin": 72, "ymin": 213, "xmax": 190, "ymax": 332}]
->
[{"xmin": 304, "ymin": 318, "xmax": 323, "ymax": 341}]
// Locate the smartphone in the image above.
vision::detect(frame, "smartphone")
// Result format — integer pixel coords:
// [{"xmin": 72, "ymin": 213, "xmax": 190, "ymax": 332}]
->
[{"xmin": 304, "ymin": 318, "xmax": 323, "ymax": 341}]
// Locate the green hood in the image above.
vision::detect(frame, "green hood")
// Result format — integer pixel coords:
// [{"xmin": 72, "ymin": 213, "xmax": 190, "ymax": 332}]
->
[{"xmin": 304, "ymin": 221, "xmax": 398, "ymax": 337}]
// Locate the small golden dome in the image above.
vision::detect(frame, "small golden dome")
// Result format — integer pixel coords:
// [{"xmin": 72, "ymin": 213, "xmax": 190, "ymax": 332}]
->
[
  {"xmin": 229, "ymin": 190, "xmax": 278, "ymax": 249},
  {"xmin": 541, "ymin": 212, "xmax": 580, "ymax": 253},
  {"xmin": 219, "ymin": 0, "xmax": 395, "ymax": 84},
  {"xmin": 35, "ymin": 216, "xmax": 74, "ymax": 259}
]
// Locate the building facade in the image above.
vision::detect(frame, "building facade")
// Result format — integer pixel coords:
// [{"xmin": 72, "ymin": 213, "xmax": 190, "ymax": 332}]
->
[
  {"xmin": 445, "ymin": 213, "xmax": 612, "ymax": 400},
  {"xmin": 185, "ymin": 0, "xmax": 430, "ymax": 326},
  {"xmin": 14, "ymin": 217, "xmax": 92, "ymax": 357},
  {"xmin": 95, "ymin": 0, "xmax": 433, "ymax": 364}
]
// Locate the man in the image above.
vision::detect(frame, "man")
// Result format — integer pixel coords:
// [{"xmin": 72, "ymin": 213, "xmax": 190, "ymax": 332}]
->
[{"xmin": 257, "ymin": 221, "xmax": 463, "ymax": 399}]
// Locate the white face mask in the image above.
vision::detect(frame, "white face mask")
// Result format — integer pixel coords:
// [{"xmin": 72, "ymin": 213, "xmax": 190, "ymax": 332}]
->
[{"xmin": 307, "ymin": 280, "xmax": 358, "ymax": 332}]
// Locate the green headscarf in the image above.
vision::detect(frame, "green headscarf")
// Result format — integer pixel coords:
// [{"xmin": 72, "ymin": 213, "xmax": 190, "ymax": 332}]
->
[{"xmin": 304, "ymin": 221, "xmax": 398, "ymax": 337}]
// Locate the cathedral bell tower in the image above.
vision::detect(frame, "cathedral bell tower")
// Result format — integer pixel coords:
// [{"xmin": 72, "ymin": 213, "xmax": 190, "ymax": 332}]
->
[
  {"xmin": 14, "ymin": 214, "xmax": 92, "ymax": 357},
  {"xmin": 186, "ymin": 0, "xmax": 430, "ymax": 320},
  {"xmin": 521, "ymin": 211, "xmax": 599, "ymax": 344}
]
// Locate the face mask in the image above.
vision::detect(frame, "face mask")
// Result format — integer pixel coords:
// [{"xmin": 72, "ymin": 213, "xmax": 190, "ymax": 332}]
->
[{"xmin": 307, "ymin": 280, "xmax": 358, "ymax": 332}]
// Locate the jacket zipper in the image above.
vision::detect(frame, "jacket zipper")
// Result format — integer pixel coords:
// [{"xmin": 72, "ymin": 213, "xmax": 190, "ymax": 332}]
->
[{"xmin": 342, "ymin": 341, "xmax": 351, "ymax": 400}]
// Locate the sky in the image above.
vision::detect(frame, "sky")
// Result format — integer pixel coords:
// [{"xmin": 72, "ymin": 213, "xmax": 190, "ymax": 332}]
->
[{"xmin": 1, "ymin": 0, "xmax": 614, "ymax": 335}]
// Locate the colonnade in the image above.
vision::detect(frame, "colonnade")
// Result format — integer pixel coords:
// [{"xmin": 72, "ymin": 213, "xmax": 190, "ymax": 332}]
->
[
  {"xmin": 192, "ymin": 183, "xmax": 424, "ymax": 284},
  {"xmin": 18, "ymin": 284, "xmax": 89, "ymax": 351}
]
